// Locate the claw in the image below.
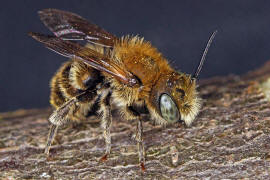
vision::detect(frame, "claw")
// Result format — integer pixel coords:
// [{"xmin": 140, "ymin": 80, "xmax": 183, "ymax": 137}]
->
[
  {"xmin": 46, "ymin": 154, "xmax": 54, "ymax": 161},
  {"xmin": 140, "ymin": 162, "xmax": 146, "ymax": 171},
  {"xmin": 99, "ymin": 154, "xmax": 108, "ymax": 162}
]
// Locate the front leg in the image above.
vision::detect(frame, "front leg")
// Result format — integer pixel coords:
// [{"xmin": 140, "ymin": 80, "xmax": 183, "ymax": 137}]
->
[
  {"xmin": 136, "ymin": 116, "xmax": 145, "ymax": 171},
  {"xmin": 99, "ymin": 92, "xmax": 112, "ymax": 161}
]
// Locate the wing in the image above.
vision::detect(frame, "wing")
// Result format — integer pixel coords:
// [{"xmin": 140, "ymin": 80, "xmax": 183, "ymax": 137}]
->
[
  {"xmin": 29, "ymin": 32, "xmax": 138, "ymax": 87},
  {"xmin": 38, "ymin": 8, "xmax": 117, "ymax": 47}
]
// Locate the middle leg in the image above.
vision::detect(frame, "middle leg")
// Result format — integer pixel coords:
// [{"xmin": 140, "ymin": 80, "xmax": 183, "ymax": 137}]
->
[
  {"xmin": 127, "ymin": 106, "xmax": 146, "ymax": 171},
  {"xmin": 99, "ymin": 92, "xmax": 112, "ymax": 161}
]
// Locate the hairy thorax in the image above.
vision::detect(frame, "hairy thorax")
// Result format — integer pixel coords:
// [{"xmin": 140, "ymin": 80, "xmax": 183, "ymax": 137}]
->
[{"xmin": 110, "ymin": 36, "xmax": 171, "ymax": 104}]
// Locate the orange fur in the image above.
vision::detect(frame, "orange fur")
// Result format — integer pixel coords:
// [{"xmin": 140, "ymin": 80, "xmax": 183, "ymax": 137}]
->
[
  {"xmin": 32, "ymin": 9, "xmax": 205, "ymax": 170},
  {"xmin": 108, "ymin": 36, "xmax": 200, "ymax": 125},
  {"xmin": 50, "ymin": 35, "xmax": 201, "ymax": 126}
]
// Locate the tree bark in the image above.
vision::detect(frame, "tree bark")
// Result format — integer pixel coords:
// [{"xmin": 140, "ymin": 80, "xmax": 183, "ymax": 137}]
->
[{"xmin": 1, "ymin": 62, "xmax": 270, "ymax": 179}]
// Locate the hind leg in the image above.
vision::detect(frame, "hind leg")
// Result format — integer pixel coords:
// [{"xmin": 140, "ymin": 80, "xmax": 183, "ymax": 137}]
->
[{"xmin": 45, "ymin": 91, "xmax": 97, "ymax": 155}]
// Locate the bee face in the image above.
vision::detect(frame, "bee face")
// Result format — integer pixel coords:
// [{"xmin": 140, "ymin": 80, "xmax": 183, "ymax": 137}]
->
[
  {"xmin": 151, "ymin": 72, "xmax": 200, "ymax": 126},
  {"xmin": 170, "ymin": 75, "xmax": 200, "ymax": 126}
]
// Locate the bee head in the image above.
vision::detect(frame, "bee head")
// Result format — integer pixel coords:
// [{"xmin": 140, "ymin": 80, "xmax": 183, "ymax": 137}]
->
[
  {"xmin": 149, "ymin": 30, "xmax": 217, "ymax": 126},
  {"xmin": 149, "ymin": 73, "xmax": 200, "ymax": 126},
  {"xmin": 163, "ymin": 73, "xmax": 201, "ymax": 126}
]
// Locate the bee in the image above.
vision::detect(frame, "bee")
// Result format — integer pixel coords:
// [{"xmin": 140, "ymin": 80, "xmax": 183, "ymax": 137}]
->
[{"xmin": 29, "ymin": 9, "xmax": 217, "ymax": 170}]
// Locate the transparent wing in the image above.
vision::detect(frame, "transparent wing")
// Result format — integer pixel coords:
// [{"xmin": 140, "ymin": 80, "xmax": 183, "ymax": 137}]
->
[
  {"xmin": 29, "ymin": 32, "xmax": 138, "ymax": 87},
  {"xmin": 38, "ymin": 8, "xmax": 117, "ymax": 47}
]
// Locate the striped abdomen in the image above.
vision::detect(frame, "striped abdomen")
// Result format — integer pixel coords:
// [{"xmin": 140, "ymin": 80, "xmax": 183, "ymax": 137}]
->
[{"xmin": 50, "ymin": 60, "xmax": 103, "ymax": 121}]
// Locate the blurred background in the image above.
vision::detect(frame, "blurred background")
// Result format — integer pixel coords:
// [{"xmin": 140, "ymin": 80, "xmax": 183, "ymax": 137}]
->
[{"xmin": 1, "ymin": 0, "xmax": 270, "ymax": 112}]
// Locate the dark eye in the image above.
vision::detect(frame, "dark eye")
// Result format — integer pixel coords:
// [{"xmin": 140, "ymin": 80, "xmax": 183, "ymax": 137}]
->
[
  {"xmin": 176, "ymin": 88, "xmax": 185, "ymax": 99},
  {"xmin": 159, "ymin": 94, "xmax": 180, "ymax": 123}
]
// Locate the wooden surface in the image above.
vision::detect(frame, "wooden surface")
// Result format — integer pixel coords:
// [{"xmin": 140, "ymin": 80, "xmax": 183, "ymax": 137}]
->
[{"xmin": 1, "ymin": 62, "xmax": 270, "ymax": 179}]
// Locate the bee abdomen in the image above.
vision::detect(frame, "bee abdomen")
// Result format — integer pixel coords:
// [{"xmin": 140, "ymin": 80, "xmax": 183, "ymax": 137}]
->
[
  {"xmin": 50, "ymin": 61, "xmax": 75, "ymax": 108},
  {"xmin": 50, "ymin": 60, "xmax": 102, "ymax": 109},
  {"xmin": 50, "ymin": 73, "xmax": 66, "ymax": 108},
  {"xmin": 55, "ymin": 61, "xmax": 79, "ymax": 99},
  {"xmin": 69, "ymin": 60, "xmax": 101, "ymax": 91}
]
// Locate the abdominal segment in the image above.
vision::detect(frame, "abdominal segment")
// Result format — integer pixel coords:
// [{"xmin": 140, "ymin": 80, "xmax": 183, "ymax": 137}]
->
[{"xmin": 50, "ymin": 60, "xmax": 103, "ymax": 122}]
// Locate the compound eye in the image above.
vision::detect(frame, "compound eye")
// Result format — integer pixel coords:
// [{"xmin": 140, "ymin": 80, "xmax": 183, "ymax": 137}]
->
[{"xmin": 159, "ymin": 94, "xmax": 180, "ymax": 123}]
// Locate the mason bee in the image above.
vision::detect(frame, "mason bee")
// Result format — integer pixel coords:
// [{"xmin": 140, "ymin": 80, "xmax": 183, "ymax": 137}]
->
[{"xmin": 29, "ymin": 9, "xmax": 217, "ymax": 170}]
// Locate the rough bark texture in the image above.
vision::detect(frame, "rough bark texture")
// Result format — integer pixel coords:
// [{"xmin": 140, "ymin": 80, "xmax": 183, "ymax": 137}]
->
[{"xmin": 1, "ymin": 62, "xmax": 270, "ymax": 179}]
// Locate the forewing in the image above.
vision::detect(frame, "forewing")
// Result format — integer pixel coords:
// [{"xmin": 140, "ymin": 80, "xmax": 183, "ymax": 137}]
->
[
  {"xmin": 38, "ymin": 8, "xmax": 117, "ymax": 47},
  {"xmin": 29, "ymin": 32, "xmax": 138, "ymax": 87}
]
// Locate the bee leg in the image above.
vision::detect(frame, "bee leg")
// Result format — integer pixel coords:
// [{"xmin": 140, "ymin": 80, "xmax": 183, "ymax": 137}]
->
[
  {"xmin": 127, "ymin": 106, "xmax": 145, "ymax": 171},
  {"xmin": 44, "ymin": 124, "xmax": 58, "ymax": 155},
  {"xmin": 99, "ymin": 92, "xmax": 112, "ymax": 162},
  {"xmin": 45, "ymin": 91, "xmax": 96, "ymax": 155},
  {"xmin": 136, "ymin": 117, "xmax": 145, "ymax": 171},
  {"xmin": 44, "ymin": 98, "xmax": 77, "ymax": 155}
]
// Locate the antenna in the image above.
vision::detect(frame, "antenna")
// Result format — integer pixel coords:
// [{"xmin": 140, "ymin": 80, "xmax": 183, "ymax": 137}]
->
[{"xmin": 192, "ymin": 30, "xmax": 217, "ymax": 79}]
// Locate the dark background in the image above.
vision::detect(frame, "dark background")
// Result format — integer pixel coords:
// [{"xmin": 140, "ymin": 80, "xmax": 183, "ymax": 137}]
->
[{"xmin": 1, "ymin": 0, "xmax": 270, "ymax": 112}]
